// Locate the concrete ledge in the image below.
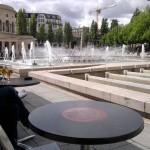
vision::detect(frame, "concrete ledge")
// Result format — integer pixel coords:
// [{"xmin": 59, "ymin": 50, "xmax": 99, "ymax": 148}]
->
[
  {"xmin": 89, "ymin": 66, "xmax": 106, "ymax": 72},
  {"xmin": 135, "ymin": 64, "xmax": 147, "ymax": 68},
  {"xmin": 86, "ymin": 74, "xmax": 150, "ymax": 94},
  {"xmin": 124, "ymin": 70, "xmax": 150, "ymax": 78},
  {"xmin": 145, "ymin": 102, "xmax": 150, "ymax": 114},
  {"xmin": 47, "ymin": 69, "xmax": 71, "ymax": 75},
  {"xmin": 106, "ymin": 66, "xmax": 122, "ymax": 71},
  {"xmin": 121, "ymin": 65, "xmax": 135, "ymax": 69},
  {"xmin": 105, "ymin": 72, "xmax": 150, "ymax": 85},
  {"xmin": 29, "ymin": 70, "xmax": 150, "ymax": 114},
  {"xmin": 141, "ymin": 69, "xmax": 150, "ymax": 74},
  {"xmin": 70, "ymin": 68, "xmax": 90, "ymax": 74}
]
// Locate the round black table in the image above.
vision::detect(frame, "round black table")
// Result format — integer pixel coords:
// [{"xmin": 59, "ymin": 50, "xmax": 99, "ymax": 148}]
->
[
  {"xmin": 29, "ymin": 101, "xmax": 144, "ymax": 150},
  {"xmin": 0, "ymin": 77, "xmax": 40, "ymax": 88}
]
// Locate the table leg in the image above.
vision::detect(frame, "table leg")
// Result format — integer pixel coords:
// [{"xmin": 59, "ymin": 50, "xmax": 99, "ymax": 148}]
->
[{"xmin": 80, "ymin": 145, "xmax": 90, "ymax": 150}]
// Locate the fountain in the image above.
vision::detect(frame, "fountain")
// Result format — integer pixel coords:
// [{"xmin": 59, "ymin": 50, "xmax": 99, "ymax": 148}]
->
[
  {"xmin": 0, "ymin": 41, "xmax": 149, "ymax": 68},
  {"xmin": 121, "ymin": 44, "xmax": 126, "ymax": 58},
  {"xmin": 21, "ymin": 42, "xmax": 27, "ymax": 63},
  {"xmin": 11, "ymin": 45, "xmax": 15, "ymax": 62},
  {"xmin": 4, "ymin": 47, "xmax": 9, "ymax": 61},
  {"xmin": 140, "ymin": 44, "xmax": 145, "ymax": 59},
  {"xmin": 103, "ymin": 46, "xmax": 110, "ymax": 59},
  {"xmin": 45, "ymin": 40, "xmax": 53, "ymax": 65}
]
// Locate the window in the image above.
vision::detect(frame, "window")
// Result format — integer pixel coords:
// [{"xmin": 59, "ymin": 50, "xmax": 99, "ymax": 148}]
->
[{"xmin": 6, "ymin": 14, "xmax": 8, "ymax": 17}]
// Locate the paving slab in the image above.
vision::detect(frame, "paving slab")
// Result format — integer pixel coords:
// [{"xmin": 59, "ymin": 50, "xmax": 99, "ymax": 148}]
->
[{"xmin": 16, "ymin": 83, "xmax": 150, "ymax": 150}]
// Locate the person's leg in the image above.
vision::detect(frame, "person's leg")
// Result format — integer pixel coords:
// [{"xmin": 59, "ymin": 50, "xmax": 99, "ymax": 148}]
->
[
  {"xmin": 0, "ymin": 86, "xmax": 30, "ymax": 127},
  {"xmin": 0, "ymin": 104, "xmax": 19, "ymax": 149}
]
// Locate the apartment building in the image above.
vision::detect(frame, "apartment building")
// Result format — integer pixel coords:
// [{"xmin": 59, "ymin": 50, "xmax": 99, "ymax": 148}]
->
[
  {"xmin": 72, "ymin": 26, "xmax": 89, "ymax": 38},
  {"xmin": 26, "ymin": 13, "xmax": 62, "ymax": 33}
]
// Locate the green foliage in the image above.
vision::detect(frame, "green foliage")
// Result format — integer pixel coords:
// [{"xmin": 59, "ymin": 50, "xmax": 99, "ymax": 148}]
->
[
  {"xmin": 90, "ymin": 20, "xmax": 98, "ymax": 46},
  {"xmin": 130, "ymin": 7, "xmax": 141, "ymax": 23},
  {"xmin": 82, "ymin": 27, "xmax": 89, "ymax": 47},
  {"xmin": 47, "ymin": 24, "xmax": 55, "ymax": 44},
  {"xmin": 100, "ymin": 18, "xmax": 109, "ymax": 36},
  {"xmin": 37, "ymin": 24, "xmax": 46, "ymax": 44},
  {"xmin": 101, "ymin": 5, "xmax": 150, "ymax": 49},
  {"xmin": 56, "ymin": 26, "xmax": 63, "ymax": 47},
  {"xmin": 64, "ymin": 22, "xmax": 73, "ymax": 48},
  {"xmin": 16, "ymin": 9, "xmax": 27, "ymax": 35},
  {"xmin": 29, "ymin": 14, "xmax": 36, "ymax": 37},
  {"xmin": 110, "ymin": 19, "xmax": 118, "ymax": 30}
]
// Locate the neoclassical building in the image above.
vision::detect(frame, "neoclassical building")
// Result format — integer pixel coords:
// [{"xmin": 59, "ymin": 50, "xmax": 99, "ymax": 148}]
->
[{"xmin": 0, "ymin": 4, "xmax": 35, "ymax": 58}]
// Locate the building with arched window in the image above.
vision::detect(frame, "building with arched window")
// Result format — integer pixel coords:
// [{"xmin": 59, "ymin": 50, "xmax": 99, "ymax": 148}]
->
[{"xmin": 0, "ymin": 4, "xmax": 35, "ymax": 58}]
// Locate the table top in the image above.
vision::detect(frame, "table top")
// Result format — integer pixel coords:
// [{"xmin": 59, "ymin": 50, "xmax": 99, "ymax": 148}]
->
[
  {"xmin": 29, "ymin": 101, "xmax": 144, "ymax": 145},
  {"xmin": 0, "ymin": 77, "xmax": 40, "ymax": 87}
]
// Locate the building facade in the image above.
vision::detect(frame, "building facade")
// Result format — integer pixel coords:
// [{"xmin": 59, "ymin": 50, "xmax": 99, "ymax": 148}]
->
[
  {"xmin": 0, "ymin": 4, "xmax": 35, "ymax": 58},
  {"xmin": 72, "ymin": 26, "xmax": 89, "ymax": 48},
  {"xmin": 72, "ymin": 26, "xmax": 89, "ymax": 38},
  {"xmin": 0, "ymin": 4, "xmax": 62, "ymax": 58},
  {"xmin": 26, "ymin": 13, "xmax": 62, "ymax": 34}
]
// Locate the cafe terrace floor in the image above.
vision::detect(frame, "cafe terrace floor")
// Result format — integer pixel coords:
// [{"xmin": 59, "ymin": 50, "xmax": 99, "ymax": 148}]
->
[{"xmin": 15, "ymin": 82, "xmax": 150, "ymax": 150}]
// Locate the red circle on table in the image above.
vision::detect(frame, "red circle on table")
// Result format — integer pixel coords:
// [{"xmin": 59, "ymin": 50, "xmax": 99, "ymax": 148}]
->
[{"xmin": 62, "ymin": 107, "xmax": 107, "ymax": 122}]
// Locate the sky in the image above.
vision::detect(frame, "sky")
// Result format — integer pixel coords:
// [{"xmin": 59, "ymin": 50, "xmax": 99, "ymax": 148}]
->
[{"xmin": 0, "ymin": 0, "xmax": 150, "ymax": 28}]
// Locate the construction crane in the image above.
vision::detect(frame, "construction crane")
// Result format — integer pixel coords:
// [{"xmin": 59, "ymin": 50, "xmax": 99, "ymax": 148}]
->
[{"xmin": 89, "ymin": 4, "xmax": 116, "ymax": 28}]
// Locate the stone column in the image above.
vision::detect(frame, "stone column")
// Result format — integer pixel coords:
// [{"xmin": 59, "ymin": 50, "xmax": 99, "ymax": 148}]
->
[
  {"xmin": 15, "ymin": 42, "xmax": 19, "ymax": 58},
  {"xmin": 9, "ymin": 42, "xmax": 12, "ymax": 54},
  {"xmin": 2, "ymin": 42, "xmax": 5, "ymax": 49},
  {"xmin": 2, "ymin": 42, "xmax": 5, "ymax": 57}
]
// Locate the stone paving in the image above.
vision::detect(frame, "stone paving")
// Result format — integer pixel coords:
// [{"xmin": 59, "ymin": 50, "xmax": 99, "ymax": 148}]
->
[{"xmin": 15, "ymin": 82, "xmax": 150, "ymax": 150}]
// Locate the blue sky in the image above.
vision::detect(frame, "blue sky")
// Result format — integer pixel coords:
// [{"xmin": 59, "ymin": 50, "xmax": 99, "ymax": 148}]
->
[{"xmin": 0, "ymin": 0, "xmax": 150, "ymax": 28}]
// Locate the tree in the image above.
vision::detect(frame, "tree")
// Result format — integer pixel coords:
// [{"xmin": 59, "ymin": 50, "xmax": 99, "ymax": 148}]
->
[
  {"xmin": 37, "ymin": 24, "xmax": 46, "ymax": 44},
  {"xmin": 29, "ymin": 14, "xmax": 36, "ymax": 37},
  {"xmin": 130, "ymin": 7, "xmax": 141, "ymax": 23},
  {"xmin": 16, "ymin": 9, "xmax": 27, "ymax": 35},
  {"xmin": 47, "ymin": 24, "xmax": 55, "ymax": 44},
  {"xmin": 64, "ymin": 22, "xmax": 73, "ymax": 48},
  {"xmin": 56, "ymin": 26, "xmax": 63, "ymax": 47},
  {"xmin": 100, "ymin": 18, "xmax": 109, "ymax": 36},
  {"xmin": 110, "ymin": 19, "xmax": 118, "ymax": 30},
  {"xmin": 90, "ymin": 20, "xmax": 98, "ymax": 46},
  {"xmin": 82, "ymin": 27, "xmax": 89, "ymax": 47}
]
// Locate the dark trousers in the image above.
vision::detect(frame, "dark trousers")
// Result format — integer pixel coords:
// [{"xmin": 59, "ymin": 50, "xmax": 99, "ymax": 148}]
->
[{"xmin": 0, "ymin": 86, "xmax": 29, "ymax": 149}]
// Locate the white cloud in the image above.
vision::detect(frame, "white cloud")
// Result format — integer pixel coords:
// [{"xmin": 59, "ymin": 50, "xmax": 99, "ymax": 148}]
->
[{"xmin": 1, "ymin": 0, "xmax": 150, "ymax": 28}]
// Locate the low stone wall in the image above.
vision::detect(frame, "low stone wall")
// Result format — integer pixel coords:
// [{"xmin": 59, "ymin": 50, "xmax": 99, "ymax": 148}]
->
[
  {"xmin": 106, "ymin": 72, "xmax": 150, "ymax": 85},
  {"xmin": 124, "ymin": 70, "xmax": 150, "ymax": 78},
  {"xmin": 28, "ymin": 63, "xmax": 150, "ymax": 118},
  {"xmin": 85, "ymin": 74, "xmax": 150, "ymax": 94}
]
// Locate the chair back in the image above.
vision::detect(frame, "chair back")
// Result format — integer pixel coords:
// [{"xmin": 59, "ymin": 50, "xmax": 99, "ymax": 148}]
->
[{"xmin": 0, "ymin": 125, "xmax": 14, "ymax": 150}]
